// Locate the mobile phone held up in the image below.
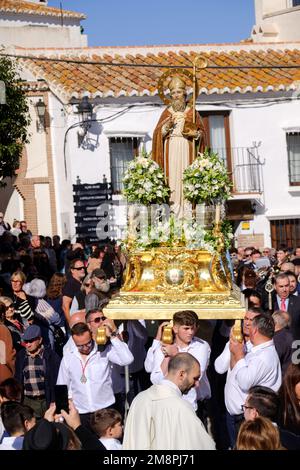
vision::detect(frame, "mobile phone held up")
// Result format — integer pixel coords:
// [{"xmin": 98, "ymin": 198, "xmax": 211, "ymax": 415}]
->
[{"xmin": 54, "ymin": 385, "xmax": 69, "ymax": 414}]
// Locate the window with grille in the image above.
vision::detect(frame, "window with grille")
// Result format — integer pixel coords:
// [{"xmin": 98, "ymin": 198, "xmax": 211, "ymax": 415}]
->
[
  {"xmin": 287, "ymin": 132, "xmax": 300, "ymax": 185},
  {"xmin": 109, "ymin": 137, "xmax": 140, "ymax": 194},
  {"xmin": 270, "ymin": 218, "xmax": 300, "ymax": 249}
]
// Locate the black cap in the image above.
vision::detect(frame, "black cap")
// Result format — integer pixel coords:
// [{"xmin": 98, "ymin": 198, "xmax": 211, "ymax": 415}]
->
[{"xmin": 22, "ymin": 419, "xmax": 70, "ymax": 450}]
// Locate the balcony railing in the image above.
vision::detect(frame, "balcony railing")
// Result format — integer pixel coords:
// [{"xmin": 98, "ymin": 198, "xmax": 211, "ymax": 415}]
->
[{"xmin": 212, "ymin": 145, "xmax": 264, "ymax": 195}]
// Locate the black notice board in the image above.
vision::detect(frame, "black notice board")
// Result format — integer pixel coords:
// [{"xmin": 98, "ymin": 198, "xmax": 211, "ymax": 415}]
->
[{"xmin": 73, "ymin": 182, "xmax": 113, "ymax": 242}]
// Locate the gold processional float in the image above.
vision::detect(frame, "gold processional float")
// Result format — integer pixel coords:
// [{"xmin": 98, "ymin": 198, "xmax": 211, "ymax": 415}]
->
[{"xmin": 103, "ymin": 56, "xmax": 245, "ymax": 340}]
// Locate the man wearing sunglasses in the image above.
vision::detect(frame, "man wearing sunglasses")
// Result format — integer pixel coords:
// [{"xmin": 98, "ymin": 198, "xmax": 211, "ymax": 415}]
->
[
  {"xmin": 62, "ymin": 258, "xmax": 86, "ymax": 326},
  {"xmin": 57, "ymin": 319, "xmax": 133, "ymax": 428}
]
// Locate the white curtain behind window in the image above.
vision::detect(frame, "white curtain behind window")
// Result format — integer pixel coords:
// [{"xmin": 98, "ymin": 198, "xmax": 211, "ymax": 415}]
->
[
  {"xmin": 110, "ymin": 137, "xmax": 138, "ymax": 193},
  {"xmin": 209, "ymin": 115, "xmax": 227, "ymax": 165},
  {"xmin": 287, "ymin": 133, "xmax": 300, "ymax": 184}
]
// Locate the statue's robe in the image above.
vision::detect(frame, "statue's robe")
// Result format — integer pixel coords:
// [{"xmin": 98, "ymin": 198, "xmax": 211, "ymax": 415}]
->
[{"xmin": 152, "ymin": 107, "xmax": 207, "ymax": 217}]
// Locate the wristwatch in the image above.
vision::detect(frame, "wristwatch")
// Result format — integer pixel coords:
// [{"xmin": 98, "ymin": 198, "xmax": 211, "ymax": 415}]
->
[{"xmin": 110, "ymin": 329, "xmax": 119, "ymax": 338}]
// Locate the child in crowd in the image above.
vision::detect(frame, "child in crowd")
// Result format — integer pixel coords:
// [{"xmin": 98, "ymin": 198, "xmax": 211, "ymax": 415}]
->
[{"xmin": 90, "ymin": 408, "xmax": 123, "ymax": 450}]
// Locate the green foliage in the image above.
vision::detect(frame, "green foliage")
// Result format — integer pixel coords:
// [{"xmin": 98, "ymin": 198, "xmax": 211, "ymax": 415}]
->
[
  {"xmin": 204, "ymin": 220, "xmax": 234, "ymax": 251},
  {"xmin": 0, "ymin": 55, "xmax": 30, "ymax": 185}
]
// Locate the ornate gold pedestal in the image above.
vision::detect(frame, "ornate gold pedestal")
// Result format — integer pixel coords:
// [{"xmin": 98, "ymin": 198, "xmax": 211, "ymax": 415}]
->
[{"xmin": 104, "ymin": 247, "xmax": 245, "ymax": 320}]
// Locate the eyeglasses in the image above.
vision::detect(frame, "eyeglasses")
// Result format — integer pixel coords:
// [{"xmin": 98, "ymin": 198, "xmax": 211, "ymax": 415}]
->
[
  {"xmin": 72, "ymin": 266, "xmax": 85, "ymax": 271},
  {"xmin": 24, "ymin": 337, "xmax": 39, "ymax": 344},
  {"xmin": 5, "ymin": 304, "xmax": 14, "ymax": 309},
  {"xmin": 11, "ymin": 280, "xmax": 22, "ymax": 284},
  {"xmin": 88, "ymin": 316, "xmax": 106, "ymax": 324},
  {"xmin": 76, "ymin": 339, "xmax": 93, "ymax": 350},
  {"xmin": 241, "ymin": 404, "xmax": 254, "ymax": 412}
]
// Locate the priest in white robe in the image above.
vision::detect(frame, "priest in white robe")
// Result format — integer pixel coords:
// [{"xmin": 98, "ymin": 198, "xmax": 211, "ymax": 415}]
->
[{"xmin": 123, "ymin": 352, "xmax": 215, "ymax": 450}]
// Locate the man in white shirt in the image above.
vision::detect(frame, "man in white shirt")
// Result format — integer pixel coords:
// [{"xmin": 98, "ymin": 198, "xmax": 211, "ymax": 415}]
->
[
  {"xmin": 215, "ymin": 307, "xmax": 277, "ymax": 448},
  {"xmin": 230, "ymin": 314, "xmax": 281, "ymax": 392},
  {"xmin": 145, "ymin": 311, "xmax": 211, "ymax": 424},
  {"xmin": 225, "ymin": 313, "xmax": 281, "ymax": 447},
  {"xmin": 57, "ymin": 322, "xmax": 133, "ymax": 428}
]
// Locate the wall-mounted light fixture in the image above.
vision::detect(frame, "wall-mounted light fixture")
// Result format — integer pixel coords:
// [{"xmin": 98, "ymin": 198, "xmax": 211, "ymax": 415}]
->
[
  {"xmin": 77, "ymin": 96, "xmax": 93, "ymax": 147},
  {"xmin": 35, "ymin": 98, "xmax": 46, "ymax": 132}
]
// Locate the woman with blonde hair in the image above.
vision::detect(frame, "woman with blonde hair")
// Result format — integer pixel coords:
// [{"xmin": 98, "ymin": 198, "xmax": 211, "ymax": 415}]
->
[
  {"xmin": 10, "ymin": 271, "xmax": 34, "ymax": 327},
  {"xmin": 236, "ymin": 416, "xmax": 283, "ymax": 450}
]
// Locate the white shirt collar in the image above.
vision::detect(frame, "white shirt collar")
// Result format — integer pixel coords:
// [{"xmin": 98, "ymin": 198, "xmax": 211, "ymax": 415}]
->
[{"xmin": 251, "ymin": 339, "xmax": 273, "ymax": 353}]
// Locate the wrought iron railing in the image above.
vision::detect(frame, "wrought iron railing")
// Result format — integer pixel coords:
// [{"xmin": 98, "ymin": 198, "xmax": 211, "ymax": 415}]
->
[{"xmin": 212, "ymin": 145, "xmax": 264, "ymax": 194}]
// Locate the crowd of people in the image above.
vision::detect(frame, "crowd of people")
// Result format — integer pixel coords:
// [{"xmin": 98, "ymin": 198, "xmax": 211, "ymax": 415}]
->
[{"xmin": 0, "ymin": 213, "xmax": 300, "ymax": 450}]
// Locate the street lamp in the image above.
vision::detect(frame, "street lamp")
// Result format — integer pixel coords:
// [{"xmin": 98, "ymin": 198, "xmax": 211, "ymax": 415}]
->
[
  {"xmin": 35, "ymin": 98, "xmax": 46, "ymax": 132},
  {"xmin": 77, "ymin": 96, "xmax": 93, "ymax": 147}
]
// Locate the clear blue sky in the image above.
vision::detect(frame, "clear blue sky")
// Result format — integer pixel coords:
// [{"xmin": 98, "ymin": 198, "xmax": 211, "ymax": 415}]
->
[{"xmin": 50, "ymin": 0, "xmax": 255, "ymax": 47}]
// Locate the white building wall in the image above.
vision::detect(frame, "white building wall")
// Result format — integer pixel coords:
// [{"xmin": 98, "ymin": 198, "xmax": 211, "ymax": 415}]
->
[
  {"xmin": 68, "ymin": 104, "xmax": 163, "ymax": 185},
  {"xmin": 53, "ymin": 103, "xmax": 163, "ymax": 242},
  {"xmin": 0, "ymin": 13, "xmax": 87, "ymax": 48},
  {"xmin": 49, "ymin": 94, "xmax": 75, "ymax": 240},
  {"xmin": 231, "ymin": 98, "xmax": 300, "ymax": 245},
  {"xmin": 0, "ymin": 25, "xmax": 87, "ymax": 48},
  {"xmin": 261, "ymin": 8, "xmax": 300, "ymax": 42},
  {"xmin": 34, "ymin": 183, "xmax": 52, "ymax": 236},
  {"xmin": 263, "ymin": 0, "xmax": 287, "ymax": 15},
  {"xmin": 4, "ymin": 188, "xmax": 24, "ymax": 225},
  {"xmin": 253, "ymin": 0, "xmax": 300, "ymax": 42},
  {"xmin": 25, "ymin": 98, "xmax": 48, "ymax": 179}
]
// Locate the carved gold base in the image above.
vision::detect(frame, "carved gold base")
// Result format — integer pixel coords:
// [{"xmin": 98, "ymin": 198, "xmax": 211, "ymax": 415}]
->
[
  {"xmin": 103, "ymin": 247, "xmax": 245, "ymax": 320},
  {"xmin": 122, "ymin": 247, "xmax": 232, "ymax": 294},
  {"xmin": 103, "ymin": 289, "xmax": 245, "ymax": 320}
]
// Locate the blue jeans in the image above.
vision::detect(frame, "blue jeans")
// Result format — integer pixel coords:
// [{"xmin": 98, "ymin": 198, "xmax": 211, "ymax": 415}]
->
[{"xmin": 226, "ymin": 411, "xmax": 244, "ymax": 449}]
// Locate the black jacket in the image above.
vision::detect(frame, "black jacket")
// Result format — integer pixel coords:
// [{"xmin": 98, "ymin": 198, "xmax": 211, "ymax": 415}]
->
[
  {"xmin": 273, "ymin": 328, "xmax": 294, "ymax": 376},
  {"xmin": 263, "ymin": 293, "xmax": 300, "ymax": 340},
  {"xmin": 15, "ymin": 345, "xmax": 61, "ymax": 407}
]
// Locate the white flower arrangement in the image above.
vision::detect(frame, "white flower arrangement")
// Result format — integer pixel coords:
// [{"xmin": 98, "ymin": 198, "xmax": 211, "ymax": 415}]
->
[
  {"xmin": 122, "ymin": 152, "xmax": 170, "ymax": 205},
  {"xmin": 183, "ymin": 150, "xmax": 232, "ymax": 204}
]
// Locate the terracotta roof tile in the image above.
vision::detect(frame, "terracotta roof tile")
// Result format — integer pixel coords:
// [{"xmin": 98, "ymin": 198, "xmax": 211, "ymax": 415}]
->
[
  {"xmin": 20, "ymin": 48, "xmax": 300, "ymax": 101},
  {"xmin": 0, "ymin": 0, "xmax": 85, "ymax": 19}
]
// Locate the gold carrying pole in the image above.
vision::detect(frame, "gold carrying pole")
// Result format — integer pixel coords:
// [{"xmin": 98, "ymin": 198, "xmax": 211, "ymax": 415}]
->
[
  {"xmin": 232, "ymin": 293, "xmax": 245, "ymax": 343},
  {"xmin": 192, "ymin": 56, "xmax": 207, "ymax": 161},
  {"xmin": 96, "ymin": 327, "xmax": 107, "ymax": 345},
  {"xmin": 192, "ymin": 60, "xmax": 197, "ymax": 162},
  {"xmin": 162, "ymin": 320, "xmax": 174, "ymax": 345},
  {"xmin": 232, "ymin": 319, "xmax": 243, "ymax": 343}
]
